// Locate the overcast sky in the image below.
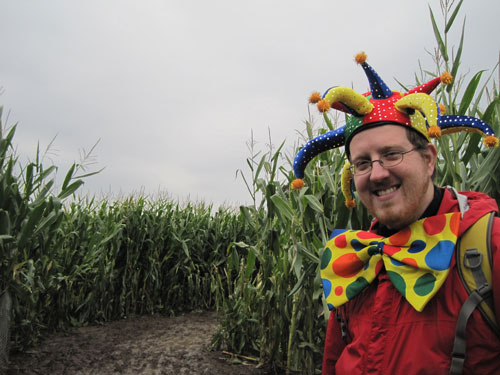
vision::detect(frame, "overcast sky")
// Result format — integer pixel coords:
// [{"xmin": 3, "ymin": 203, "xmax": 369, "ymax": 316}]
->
[{"xmin": 0, "ymin": 0, "xmax": 499, "ymax": 208}]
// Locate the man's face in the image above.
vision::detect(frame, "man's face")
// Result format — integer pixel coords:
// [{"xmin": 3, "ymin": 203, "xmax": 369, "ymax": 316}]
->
[{"xmin": 349, "ymin": 125, "xmax": 437, "ymax": 230}]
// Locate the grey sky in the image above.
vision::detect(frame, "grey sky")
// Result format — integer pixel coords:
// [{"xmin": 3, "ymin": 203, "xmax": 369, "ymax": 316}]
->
[{"xmin": 0, "ymin": 0, "xmax": 498, "ymax": 207}]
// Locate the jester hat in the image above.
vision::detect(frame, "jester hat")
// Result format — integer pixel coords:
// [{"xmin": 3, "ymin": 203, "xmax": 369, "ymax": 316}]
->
[{"xmin": 292, "ymin": 53, "xmax": 499, "ymax": 207}]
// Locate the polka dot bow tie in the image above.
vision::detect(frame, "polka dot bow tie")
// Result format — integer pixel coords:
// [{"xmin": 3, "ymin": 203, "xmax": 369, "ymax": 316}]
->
[{"xmin": 320, "ymin": 212, "xmax": 461, "ymax": 312}]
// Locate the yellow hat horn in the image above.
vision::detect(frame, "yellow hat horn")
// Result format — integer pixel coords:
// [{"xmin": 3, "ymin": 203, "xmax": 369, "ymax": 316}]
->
[
  {"xmin": 395, "ymin": 93, "xmax": 440, "ymax": 139},
  {"xmin": 320, "ymin": 87, "xmax": 374, "ymax": 116}
]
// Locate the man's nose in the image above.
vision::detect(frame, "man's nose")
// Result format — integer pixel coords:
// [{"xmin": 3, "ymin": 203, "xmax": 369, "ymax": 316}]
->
[{"xmin": 369, "ymin": 160, "xmax": 390, "ymax": 181}]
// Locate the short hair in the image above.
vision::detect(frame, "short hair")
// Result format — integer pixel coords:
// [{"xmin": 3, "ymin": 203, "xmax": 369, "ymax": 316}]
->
[
  {"xmin": 405, "ymin": 127, "xmax": 428, "ymax": 150},
  {"xmin": 405, "ymin": 127, "xmax": 437, "ymax": 180}
]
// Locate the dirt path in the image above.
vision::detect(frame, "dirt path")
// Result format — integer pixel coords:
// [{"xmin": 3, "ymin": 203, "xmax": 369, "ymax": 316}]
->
[{"xmin": 6, "ymin": 311, "xmax": 270, "ymax": 375}]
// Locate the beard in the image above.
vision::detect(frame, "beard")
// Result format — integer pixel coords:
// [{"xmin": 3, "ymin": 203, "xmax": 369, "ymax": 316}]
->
[{"xmin": 361, "ymin": 175, "xmax": 434, "ymax": 231}]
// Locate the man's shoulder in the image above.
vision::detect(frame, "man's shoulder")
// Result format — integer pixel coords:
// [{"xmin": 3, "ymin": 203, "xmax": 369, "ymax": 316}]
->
[{"xmin": 439, "ymin": 188, "xmax": 499, "ymax": 235}]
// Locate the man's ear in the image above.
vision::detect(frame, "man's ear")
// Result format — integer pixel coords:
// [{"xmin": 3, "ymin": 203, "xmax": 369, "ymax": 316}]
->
[{"xmin": 424, "ymin": 143, "xmax": 438, "ymax": 177}]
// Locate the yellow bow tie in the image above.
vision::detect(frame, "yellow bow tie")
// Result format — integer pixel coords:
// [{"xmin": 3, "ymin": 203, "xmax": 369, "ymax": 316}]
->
[{"xmin": 320, "ymin": 212, "xmax": 461, "ymax": 312}]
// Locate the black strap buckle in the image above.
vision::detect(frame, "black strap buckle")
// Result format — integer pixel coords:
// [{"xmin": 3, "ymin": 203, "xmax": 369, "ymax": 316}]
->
[{"xmin": 464, "ymin": 248, "xmax": 482, "ymax": 269}]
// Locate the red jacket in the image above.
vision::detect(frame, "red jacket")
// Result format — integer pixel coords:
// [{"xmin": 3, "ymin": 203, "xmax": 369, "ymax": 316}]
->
[{"xmin": 322, "ymin": 188, "xmax": 500, "ymax": 374}]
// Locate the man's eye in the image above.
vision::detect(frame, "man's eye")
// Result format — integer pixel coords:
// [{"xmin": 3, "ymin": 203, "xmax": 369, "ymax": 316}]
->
[
  {"xmin": 383, "ymin": 151, "xmax": 401, "ymax": 161},
  {"xmin": 355, "ymin": 160, "xmax": 371, "ymax": 170}
]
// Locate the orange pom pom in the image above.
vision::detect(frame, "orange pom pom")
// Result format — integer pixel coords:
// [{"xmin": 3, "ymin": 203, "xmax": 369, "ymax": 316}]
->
[
  {"xmin": 484, "ymin": 135, "xmax": 499, "ymax": 148},
  {"xmin": 355, "ymin": 52, "xmax": 367, "ymax": 64},
  {"xmin": 440, "ymin": 72, "xmax": 453, "ymax": 85},
  {"xmin": 428, "ymin": 125, "xmax": 442, "ymax": 138},
  {"xmin": 317, "ymin": 99, "xmax": 331, "ymax": 113},
  {"xmin": 309, "ymin": 92, "xmax": 322, "ymax": 104},
  {"xmin": 345, "ymin": 199, "xmax": 356, "ymax": 208},
  {"xmin": 438, "ymin": 103, "xmax": 446, "ymax": 114},
  {"xmin": 291, "ymin": 178, "xmax": 305, "ymax": 190}
]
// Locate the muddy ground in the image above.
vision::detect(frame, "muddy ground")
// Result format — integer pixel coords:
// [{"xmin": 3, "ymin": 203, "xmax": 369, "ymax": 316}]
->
[{"xmin": 5, "ymin": 311, "xmax": 272, "ymax": 375}]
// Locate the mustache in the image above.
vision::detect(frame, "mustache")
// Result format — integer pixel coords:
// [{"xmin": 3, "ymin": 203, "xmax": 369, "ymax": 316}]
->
[{"xmin": 369, "ymin": 179, "xmax": 398, "ymax": 190}]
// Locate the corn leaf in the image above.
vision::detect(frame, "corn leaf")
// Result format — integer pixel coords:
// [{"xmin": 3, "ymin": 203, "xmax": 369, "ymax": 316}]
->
[
  {"xmin": 458, "ymin": 71, "xmax": 484, "ymax": 115},
  {"xmin": 447, "ymin": 19, "xmax": 466, "ymax": 93},
  {"xmin": 429, "ymin": 5, "xmax": 448, "ymax": 62},
  {"xmin": 445, "ymin": 0, "xmax": 464, "ymax": 33},
  {"xmin": 271, "ymin": 194, "xmax": 294, "ymax": 222},
  {"xmin": 323, "ymin": 113, "xmax": 334, "ymax": 131},
  {"xmin": 0, "ymin": 209, "xmax": 11, "ymax": 235},
  {"xmin": 61, "ymin": 164, "xmax": 76, "ymax": 191},
  {"xmin": 244, "ymin": 248, "xmax": 256, "ymax": 279},
  {"xmin": 58, "ymin": 180, "xmax": 84, "ymax": 199},
  {"xmin": 17, "ymin": 203, "xmax": 46, "ymax": 248},
  {"xmin": 304, "ymin": 195, "xmax": 324, "ymax": 214},
  {"xmin": 483, "ymin": 96, "xmax": 500, "ymax": 125}
]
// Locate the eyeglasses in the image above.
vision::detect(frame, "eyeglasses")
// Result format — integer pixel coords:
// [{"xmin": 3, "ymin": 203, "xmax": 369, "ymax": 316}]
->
[{"xmin": 349, "ymin": 148, "xmax": 418, "ymax": 176}]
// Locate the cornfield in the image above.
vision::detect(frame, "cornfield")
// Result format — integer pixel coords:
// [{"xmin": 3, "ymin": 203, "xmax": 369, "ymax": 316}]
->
[{"xmin": 0, "ymin": 1, "xmax": 499, "ymax": 374}]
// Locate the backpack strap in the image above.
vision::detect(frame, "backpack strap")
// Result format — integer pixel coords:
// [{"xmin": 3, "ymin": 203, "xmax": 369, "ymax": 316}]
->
[
  {"xmin": 450, "ymin": 211, "xmax": 498, "ymax": 375},
  {"xmin": 335, "ymin": 306, "xmax": 351, "ymax": 343},
  {"xmin": 455, "ymin": 212, "xmax": 498, "ymax": 333}
]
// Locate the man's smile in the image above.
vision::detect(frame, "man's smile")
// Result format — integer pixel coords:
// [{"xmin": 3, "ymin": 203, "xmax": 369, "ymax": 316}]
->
[{"xmin": 373, "ymin": 185, "xmax": 400, "ymax": 197}]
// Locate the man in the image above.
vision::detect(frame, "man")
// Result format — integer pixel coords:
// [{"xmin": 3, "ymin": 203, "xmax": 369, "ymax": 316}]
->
[{"xmin": 291, "ymin": 53, "xmax": 500, "ymax": 374}]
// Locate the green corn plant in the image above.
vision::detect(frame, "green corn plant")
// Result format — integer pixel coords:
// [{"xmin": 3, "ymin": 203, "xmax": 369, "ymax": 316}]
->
[
  {"xmin": 0, "ymin": 108, "xmax": 100, "ymax": 351},
  {"xmin": 426, "ymin": 0, "xmax": 500, "ymax": 202},
  {"xmin": 5, "ymin": 183, "xmax": 250, "ymax": 352}
]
